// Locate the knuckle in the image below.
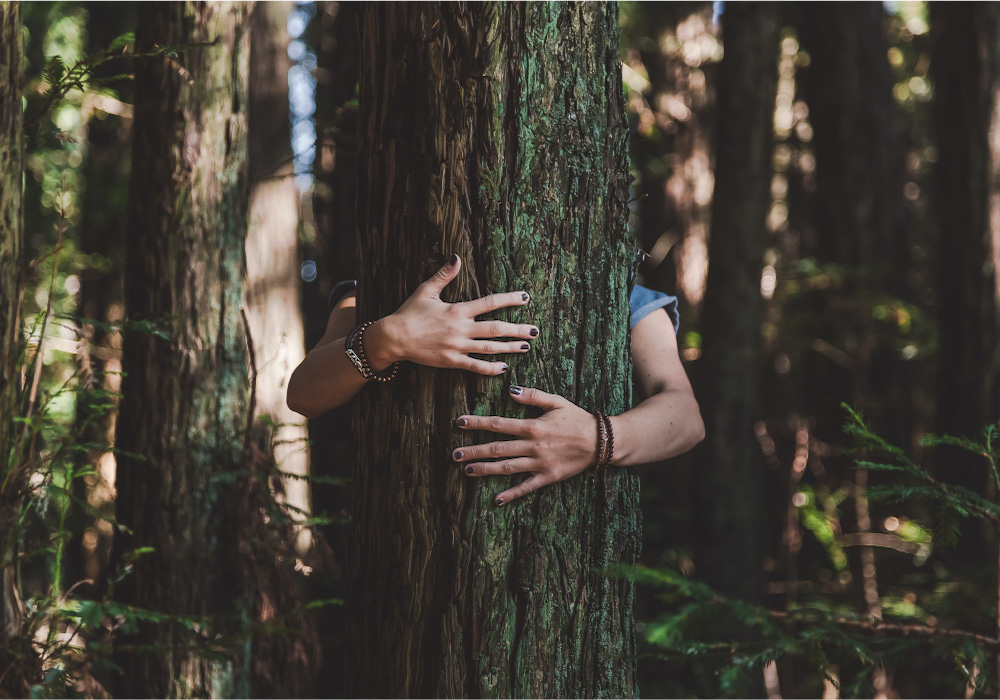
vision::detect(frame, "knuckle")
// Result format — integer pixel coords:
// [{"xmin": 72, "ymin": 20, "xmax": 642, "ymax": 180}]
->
[
  {"xmin": 503, "ymin": 461, "xmax": 516, "ymax": 475},
  {"xmin": 489, "ymin": 416, "xmax": 505, "ymax": 431},
  {"xmin": 488, "ymin": 321, "xmax": 503, "ymax": 336},
  {"xmin": 483, "ymin": 295, "xmax": 498, "ymax": 311},
  {"xmin": 490, "ymin": 442, "xmax": 505, "ymax": 457}
]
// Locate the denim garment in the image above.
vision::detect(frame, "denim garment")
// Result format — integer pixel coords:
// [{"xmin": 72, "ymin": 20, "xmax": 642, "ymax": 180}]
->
[
  {"xmin": 329, "ymin": 279, "xmax": 680, "ymax": 335},
  {"xmin": 630, "ymin": 284, "xmax": 680, "ymax": 335}
]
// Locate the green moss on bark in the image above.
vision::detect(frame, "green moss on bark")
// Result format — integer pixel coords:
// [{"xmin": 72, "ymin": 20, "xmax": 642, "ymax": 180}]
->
[{"xmin": 349, "ymin": 4, "xmax": 638, "ymax": 697}]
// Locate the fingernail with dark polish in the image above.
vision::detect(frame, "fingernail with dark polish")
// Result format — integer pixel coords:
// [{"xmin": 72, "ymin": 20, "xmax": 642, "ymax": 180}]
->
[
  {"xmin": 520, "ymin": 343, "xmax": 530, "ymax": 351},
  {"xmin": 509, "ymin": 385, "xmax": 523, "ymax": 395},
  {"xmin": 495, "ymin": 497, "xmax": 504, "ymax": 507},
  {"xmin": 522, "ymin": 293, "xmax": 530, "ymax": 302},
  {"xmin": 450, "ymin": 253, "xmax": 459, "ymax": 266},
  {"xmin": 455, "ymin": 417, "xmax": 468, "ymax": 427},
  {"xmin": 453, "ymin": 449, "xmax": 463, "ymax": 461},
  {"xmin": 501, "ymin": 363, "xmax": 509, "ymax": 373},
  {"xmin": 465, "ymin": 465, "xmax": 475, "ymax": 474},
  {"xmin": 529, "ymin": 327, "xmax": 539, "ymax": 337}
]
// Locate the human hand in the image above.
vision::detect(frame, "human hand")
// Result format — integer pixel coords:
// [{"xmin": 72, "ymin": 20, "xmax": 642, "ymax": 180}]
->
[
  {"xmin": 367, "ymin": 255, "xmax": 538, "ymax": 376},
  {"xmin": 452, "ymin": 385, "xmax": 599, "ymax": 505}
]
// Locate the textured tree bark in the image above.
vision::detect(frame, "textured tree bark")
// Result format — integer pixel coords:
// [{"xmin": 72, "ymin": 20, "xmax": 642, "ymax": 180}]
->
[
  {"xmin": 0, "ymin": 0, "xmax": 24, "ymax": 658},
  {"xmin": 929, "ymin": 2, "xmax": 1000, "ymax": 558},
  {"xmin": 694, "ymin": 2, "xmax": 779, "ymax": 603},
  {"xmin": 348, "ymin": 3, "xmax": 638, "ymax": 697},
  {"xmin": 113, "ymin": 3, "xmax": 255, "ymax": 697}
]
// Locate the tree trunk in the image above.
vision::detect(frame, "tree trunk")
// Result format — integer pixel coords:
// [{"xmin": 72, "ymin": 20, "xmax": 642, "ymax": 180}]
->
[
  {"xmin": 245, "ymin": 4, "xmax": 322, "ymax": 695},
  {"xmin": 66, "ymin": 0, "xmax": 134, "ymax": 599},
  {"xmin": 246, "ymin": 0, "xmax": 310, "ymax": 549},
  {"xmin": 797, "ymin": 3, "xmax": 899, "ymax": 272},
  {"xmin": 929, "ymin": 2, "xmax": 1000, "ymax": 557},
  {"xmin": 0, "ymin": 0, "xmax": 24, "ymax": 659},
  {"xmin": 694, "ymin": 1, "xmax": 779, "ymax": 603},
  {"xmin": 113, "ymin": 3, "xmax": 254, "ymax": 697},
  {"xmin": 307, "ymin": 3, "xmax": 361, "ymax": 693},
  {"xmin": 349, "ymin": 3, "xmax": 638, "ymax": 697}
]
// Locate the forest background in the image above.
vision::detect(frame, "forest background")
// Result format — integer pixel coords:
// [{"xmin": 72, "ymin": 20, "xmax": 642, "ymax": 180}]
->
[{"xmin": 3, "ymin": 1, "xmax": 1000, "ymax": 698}]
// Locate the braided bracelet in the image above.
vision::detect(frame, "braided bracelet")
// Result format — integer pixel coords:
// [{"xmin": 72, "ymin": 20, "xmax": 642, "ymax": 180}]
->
[
  {"xmin": 345, "ymin": 320, "xmax": 399, "ymax": 382},
  {"xmin": 592, "ymin": 411, "xmax": 615, "ymax": 473},
  {"xmin": 601, "ymin": 411, "xmax": 615, "ymax": 467}
]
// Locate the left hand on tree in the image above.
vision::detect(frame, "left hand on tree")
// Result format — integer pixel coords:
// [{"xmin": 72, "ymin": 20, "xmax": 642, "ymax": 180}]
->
[{"xmin": 452, "ymin": 385, "xmax": 600, "ymax": 506}]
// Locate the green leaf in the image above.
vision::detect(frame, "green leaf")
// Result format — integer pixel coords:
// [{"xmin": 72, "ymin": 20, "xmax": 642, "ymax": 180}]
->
[
  {"xmin": 43, "ymin": 56, "xmax": 65, "ymax": 86},
  {"xmin": 108, "ymin": 32, "xmax": 135, "ymax": 52}
]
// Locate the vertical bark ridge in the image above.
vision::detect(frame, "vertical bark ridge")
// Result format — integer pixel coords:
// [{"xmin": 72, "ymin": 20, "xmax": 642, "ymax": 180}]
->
[
  {"xmin": 114, "ymin": 3, "xmax": 254, "ymax": 696},
  {"xmin": 350, "ymin": 3, "xmax": 637, "ymax": 697},
  {"xmin": 0, "ymin": 0, "xmax": 24, "ymax": 656}
]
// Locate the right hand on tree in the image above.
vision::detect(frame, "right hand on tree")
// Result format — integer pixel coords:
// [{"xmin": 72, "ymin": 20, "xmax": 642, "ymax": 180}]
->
[{"xmin": 365, "ymin": 254, "xmax": 538, "ymax": 376}]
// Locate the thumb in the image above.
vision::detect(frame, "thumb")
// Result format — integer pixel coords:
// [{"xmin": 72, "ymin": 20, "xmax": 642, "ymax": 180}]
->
[
  {"xmin": 508, "ymin": 385, "xmax": 566, "ymax": 411},
  {"xmin": 421, "ymin": 254, "xmax": 461, "ymax": 297}
]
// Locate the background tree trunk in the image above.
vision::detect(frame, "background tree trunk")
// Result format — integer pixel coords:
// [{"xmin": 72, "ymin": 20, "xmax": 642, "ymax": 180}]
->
[
  {"xmin": 306, "ymin": 2, "xmax": 361, "ymax": 692},
  {"xmin": 694, "ymin": 1, "xmax": 779, "ymax": 603},
  {"xmin": 0, "ymin": 0, "xmax": 24, "ymax": 658},
  {"xmin": 66, "ymin": 0, "xmax": 134, "ymax": 600},
  {"xmin": 246, "ymin": 0, "xmax": 311, "ymax": 550},
  {"xmin": 929, "ymin": 2, "xmax": 1000, "ymax": 561},
  {"xmin": 349, "ymin": 3, "xmax": 638, "ymax": 697},
  {"xmin": 113, "ymin": 3, "xmax": 254, "ymax": 696}
]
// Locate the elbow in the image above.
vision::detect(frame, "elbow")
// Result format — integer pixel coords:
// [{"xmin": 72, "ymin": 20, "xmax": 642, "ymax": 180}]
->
[
  {"xmin": 285, "ymin": 370, "xmax": 317, "ymax": 420},
  {"xmin": 691, "ymin": 415, "xmax": 706, "ymax": 448},
  {"xmin": 688, "ymin": 403, "xmax": 706, "ymax": 450}
]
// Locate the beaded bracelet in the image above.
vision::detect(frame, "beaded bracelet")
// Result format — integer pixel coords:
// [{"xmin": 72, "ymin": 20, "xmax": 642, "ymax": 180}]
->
[
  {"xmin": 592, "ymin": 410, "xmax": 615, "ymax": 473},
  {"xmin": 345, "ymin": 320, "xmax": 399, "ymax": 382}
]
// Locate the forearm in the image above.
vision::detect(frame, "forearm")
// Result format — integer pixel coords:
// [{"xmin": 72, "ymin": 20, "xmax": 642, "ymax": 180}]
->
[
  {"xmin": 286, "ymin": 318, "xmax": 399, "ymax": 419},
  {"xmin": 606, "ymin": 390, "xmax": 705, "ymax": 467}
]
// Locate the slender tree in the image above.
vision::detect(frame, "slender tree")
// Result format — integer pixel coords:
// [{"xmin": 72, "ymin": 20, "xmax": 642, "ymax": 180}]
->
[
  {"xmin": 929, "ymin": 3, "xmax": 1000, "ymax": 528},
  {"xmin": 66, "ymin": 0, "xmax": 134, "ymax": 596},
  {"xmin": 694, "ymin": 2, "xmax": 779, "ymax": 603},
  {"xmin": 246, "ymin": 0, "xmax": 310, "ymax": 546},
  {"xmin": 113, "ymin": 3, "xmax": 255, "ymax": 696},
  {"xmin": 348, "ymin": 3, "xmax": 638, "ymax": 697},
  {"xmin": 0, "ymin": 0, "xmax": 24, "ymax": 659}
]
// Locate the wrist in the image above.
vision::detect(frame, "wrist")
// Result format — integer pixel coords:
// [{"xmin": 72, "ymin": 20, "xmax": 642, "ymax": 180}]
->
[{"xmin": 365, "ymin": 315, "xmax": 403, "ymax": 370}]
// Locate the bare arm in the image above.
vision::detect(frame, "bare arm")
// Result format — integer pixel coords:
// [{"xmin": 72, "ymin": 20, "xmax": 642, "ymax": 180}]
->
[
  {"xmin": 607, "ymin": 307, "xmax": 705, "ymax": 466},
  {"xmin": 286, "ymin": 256, "xmax": 539, "ymax": 419},
  {"xmin": 285, "ymin": 292, "xmax": 366, "ymax": 419},
  {"xmin": 453, "ymin": 307, "xmax": 705, "ymax": 505}
]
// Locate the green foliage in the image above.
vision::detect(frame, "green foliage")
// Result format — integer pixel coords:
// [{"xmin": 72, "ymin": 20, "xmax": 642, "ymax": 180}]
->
[{"xmin": 628, "ymin": 406, "xmax": 1000, "ymax": 698}]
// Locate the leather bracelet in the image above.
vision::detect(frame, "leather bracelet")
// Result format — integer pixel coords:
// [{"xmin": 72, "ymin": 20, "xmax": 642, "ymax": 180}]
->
[{"xmin": 345, "ymin": 320, "xmax": 399, "ymax": 382}]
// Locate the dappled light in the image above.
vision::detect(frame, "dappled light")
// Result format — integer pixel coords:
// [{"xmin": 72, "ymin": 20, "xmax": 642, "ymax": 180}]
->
[{"xmin": 1, "ymin": 1, "xmax": 999, "ymax": 698}]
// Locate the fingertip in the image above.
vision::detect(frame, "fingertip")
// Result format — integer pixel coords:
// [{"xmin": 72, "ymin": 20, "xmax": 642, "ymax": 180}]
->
[
  {"xmin": 509, "ymin": 384, "xmax": 524, "ymax": 397},
  {"xmin": 450, "ymin": 253, "xmax": 460, "ymax": 268},
  {"xmin": 521, "ymin": 292, "xmax": 530, "ymax": 303}
]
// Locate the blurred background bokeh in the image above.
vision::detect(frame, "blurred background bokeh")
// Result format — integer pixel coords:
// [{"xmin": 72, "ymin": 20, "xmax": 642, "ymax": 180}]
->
[{"xmin": 6, "ymin": 1, "xmax": 1000, "ymax": 697}]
